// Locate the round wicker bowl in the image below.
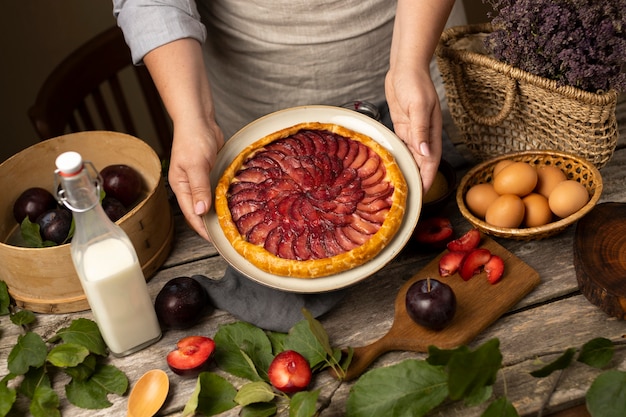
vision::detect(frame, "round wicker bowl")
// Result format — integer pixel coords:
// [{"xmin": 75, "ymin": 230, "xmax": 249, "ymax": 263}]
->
[{"xmin": 456, "ymin": 150, "xmax": 603, "ymax": 240}]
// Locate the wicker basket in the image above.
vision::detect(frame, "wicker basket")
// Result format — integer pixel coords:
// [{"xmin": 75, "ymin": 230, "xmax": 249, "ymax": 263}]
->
[
  {"xmin": 457, "ymin": 150, "xmax": 602, "ymax": 240},
  {"xmin": 436, "ymin": 23, "xmax": 619, "ymax": 169}
]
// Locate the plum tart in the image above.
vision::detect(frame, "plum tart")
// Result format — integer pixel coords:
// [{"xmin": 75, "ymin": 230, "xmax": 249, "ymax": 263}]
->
[{"xmin": 215, "ymin": 122, "xmax": 408, "ymax": 278}]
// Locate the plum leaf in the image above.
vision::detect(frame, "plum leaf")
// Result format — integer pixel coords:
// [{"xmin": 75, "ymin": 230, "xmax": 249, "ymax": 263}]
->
[
  {"xmin": 52, "ymin": 318, "xmax": 107, "ymax": 356},
  {"xmin": 586, "ymin": 370, "xmax": 626, "ymax": 417},
  {"xmin": 578, "ymin": 337, "xmax": 614, "ymax": 368},
  {"xmin": 8, "ymin": 332, "xmax": 47, "ymax": 375},
  {"xmin": 346, "ymin": 359, "xmax": 448, "ymax": 417}
]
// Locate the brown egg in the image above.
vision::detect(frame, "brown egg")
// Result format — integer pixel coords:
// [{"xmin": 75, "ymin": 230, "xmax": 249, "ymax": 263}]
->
[
  {"xmin": 465, "ymin": 183, "xmax": 500, "ymax": 219},
  {"xmin": 548, "ymin": 180, "xmax": 589, "ymax": 218},
  {"xmin": 485, "ymin": 194, "xmax": 525, "ymax": 228},
  {"xmin": 535, "ymin": 165, "xmax": 567, "ymax": 198},
  {"xmin": 522, "ymin": 193, "xmax": 553, "ymax": 227},
  {"xmin": 492, "ymin": 160, "xmax": 514, "ymax": 178},
  {"xmin": 493, "ymin": 162, "xmax": 538, "ymax": 196}
]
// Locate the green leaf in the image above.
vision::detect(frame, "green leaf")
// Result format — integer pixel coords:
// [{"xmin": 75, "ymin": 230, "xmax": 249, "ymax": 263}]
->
[
  {"xmin": 20, "ymin": 217, "xmax": 46, "ymax": 248},
  {"xmin": 266, "ymin": 330, "xmax": 287, "ymax": 354},
  {"xmin": 195, "ymin": 372, "xmax": 238, "ymax": 416},
  {"xmin": 235, "ymin": 381, "xmax": 275, "ymax": 407},
  {"xmin": 578, "ymin": 338, "xmax": 614, "ymax": 369},
  {"xmin": 65, "ymin": 364, "xmax": 128, "ymax": 409},
  {"xmin": 447, "ymin": 339, "xmax": 502, "ymax": 401},
  {"xmin": 53, "ymin": 318, "xmax": 107, "ymax": 356},
  {"xmin": 47, "ymin": 343, "xmax": 90, "ymax": 368},
  {"xmin": 8, "ymin": 332, "xmax": 48, "ymax": 375},
  {"xmin": 17, "ymin": 367, "xmax": 50, "ymax": 400},
  {"xmin": 0, "ymin": 380, "xmax": 17, "ymax": 417},
  {"xmin": 0, "ymin": 281, "xmax": 10, "ymax": 316},
  {"xmin": 427, "ymin": 345, "xmax": 472, "ymax": 367},
  {"xmin": 214, "ymin": 322, "xmax": 274, "ymax": 381},
  {"xmin": 182, "ymin": 378, "xmax": 201, "ymax": 417},
  {"xmin": 464, "ymin": 385, "xmax": 493, "ymax": 407},
  {"xmin": 346, "ymin": 359, "xmax": 448, "ymax": 417},
  {"xmin": 240, "ymin": 401, "xmax": 278, "ymax": 417},
  {"xmin": 530, "ymin": 348, "xmax": 576, "ymax": 378},
  {"xmin": 63, "ymin": 354, "xmax": 97, "ymax": 381},
  {"xmin": 481, "ymin": 397, "xmax": 520, "ymax": 417},
  {"xmin": 586, "ymin": 370, "xmax": 626, "ymax": 417},
  {"xmin": 30, "ymin": 385, "xmax": 60, "ymax": 417},
  {"xmin": 10, "ymin": 310, "xmax": 36, "ymax": 326},
  {"xmin": 302, "ymin": 309, "xmax": 333, "ymax": 357},
  {"xmin": 284, "ymin": 320, "xmax": 328, "ymax": 371},
  {"xmin": 289, "ymin": 390, "xmax": 319, "ymax": 417}
]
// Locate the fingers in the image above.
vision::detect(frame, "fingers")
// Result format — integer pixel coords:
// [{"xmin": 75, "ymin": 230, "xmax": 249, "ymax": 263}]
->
[{"xmin": 169, "ymin": 162, "xmax": 213, "ymax": 242}]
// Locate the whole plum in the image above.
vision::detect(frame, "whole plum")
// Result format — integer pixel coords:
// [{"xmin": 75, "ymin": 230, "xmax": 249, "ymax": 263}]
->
[
  {"xmin": 102, "ymin": 196, "xmax": 128, "ymax": 222},
  {"xmin": 405, "ymin": 278, "xmax": 456, "ymax": 331},
  {"xmin": 13, "ymin": 187, "xmax": 58, "ymax": 223},
  {"xmin": 37, "ymin": 208, "xmax": 72, "ymax": 245},
  {"xmin": 155, "ymin": 277, "xmax": 212, "ymax": 330},
  {"xmin": 100, "ymin": 164, "xmax": 142, "ymax": 207}
]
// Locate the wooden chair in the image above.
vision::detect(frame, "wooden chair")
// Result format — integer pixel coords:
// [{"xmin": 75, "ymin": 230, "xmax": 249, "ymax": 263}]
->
[{"xmin": 28, "ymin": 26, "xmax": 172, "ymax": 158}]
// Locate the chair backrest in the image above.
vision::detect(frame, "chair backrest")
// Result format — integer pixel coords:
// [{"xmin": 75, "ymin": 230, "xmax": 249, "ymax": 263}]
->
[{"xmin": 28, "ymin": 26, "xmax": 172, "ymax": 159}]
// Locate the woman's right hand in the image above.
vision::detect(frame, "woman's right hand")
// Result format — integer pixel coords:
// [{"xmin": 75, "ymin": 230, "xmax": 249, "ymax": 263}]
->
[
  {"xmin": 168, "ymin": 119, "xmax": 224, "ymax": 241},
  {"xmin": 143, "ymin": 38, "xmax": 224, "ymax": 241}
]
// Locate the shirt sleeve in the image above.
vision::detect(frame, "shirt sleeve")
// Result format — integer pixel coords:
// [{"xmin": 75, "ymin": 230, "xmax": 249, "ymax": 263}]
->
[{"xmin": 113, "ymin": 0, "xmax": 207, "ymax": 64}]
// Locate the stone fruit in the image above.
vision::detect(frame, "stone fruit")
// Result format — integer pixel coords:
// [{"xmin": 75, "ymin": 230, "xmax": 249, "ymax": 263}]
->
[
  {"xmin": 459, "ymin": 248, "xmax": 493, "ymax": 281},
  {"xmin": 405, "ymin": 278, "xmax": 456, "ymax": 331},
  {"xmin": 37, "ymin": 208, "xmax": 72, "ymax": 245},
  {"xmin": 412, "ymin": 217, "xmax": 454, "ymax": 249},
  {"xmin": 447, "ymin": 228, "xmax": 481, "ymax": 252},
  {"xmin": 166, "ymin": 336, "xmax": 215, "ymax": 377},
  {"xmin": 485, "ymin": 255, "xmax": 505, "ymax": 284},
  {"xmin": 155, "ymin": 277, "xmax": 211, "ymax": 330},
  {"xmin": 100, "ymin": 164, "xmax": 142, "ymax": 207},
  {"xmin": 438, "ymin": 251, "xmax": 467, "ymax": 277},
  {"xmin": 268, "ymin": 350, "xmax": 312, "ymax": 393},
  {"xmin": 102, "ymin": 196, "xmax": 128, "ymax": 222},
  {"xmin": 13, "ymin": 187, "xmax": 58, "ymax": 223}
]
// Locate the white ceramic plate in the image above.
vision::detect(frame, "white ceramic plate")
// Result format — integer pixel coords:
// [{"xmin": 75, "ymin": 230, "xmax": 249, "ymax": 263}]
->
[{"xmin": 204, "ymin": 105, "xmax": 422, "ymax": 293}]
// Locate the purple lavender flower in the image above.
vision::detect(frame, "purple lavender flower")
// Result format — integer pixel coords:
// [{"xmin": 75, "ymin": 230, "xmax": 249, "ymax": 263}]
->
[{"xmin": 483, "ymin": 0, "xmax": 626, "ymax": 93}]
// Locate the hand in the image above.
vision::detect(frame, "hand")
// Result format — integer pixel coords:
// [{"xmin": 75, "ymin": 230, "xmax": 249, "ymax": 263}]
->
[
  {"xmin": 385, "ymin": 66, "xmax": 443, "ymax": 193},
  {"xmin": 168, "ymin": 121, "xmax": 224, "ymax": 241}
]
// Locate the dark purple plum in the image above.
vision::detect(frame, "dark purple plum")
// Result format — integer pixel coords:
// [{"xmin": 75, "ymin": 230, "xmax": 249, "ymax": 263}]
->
[
  {"xmin": 13, "ymin": 187, "xmax": 58, "ymax": 223},
  {"xmin": 155, "ymin": 277, "xmax": 212, "ymax": 330},
  {"xmin": 405, "ymin": 278, "xmax": 456, "ymax": 331},
  {"xmin": 102, "ymin": 196, "xmax": 128, "ymax": 222},
  {"xmin": 37, "ymin": 208, "xmax": 72, "ymax": 245},
  {"xmin": 100, "ymin": 164, "xmax": 142, "ymax": 207}
]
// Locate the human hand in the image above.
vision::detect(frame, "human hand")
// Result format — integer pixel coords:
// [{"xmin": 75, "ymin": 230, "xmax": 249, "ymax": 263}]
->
[
  {"xmin": 385, "ymin": 66, "xmax": 443, "ymax": 193},
  {"xmin": 168, "ymin": 121, "xmax": 224, "ymax": 241}
]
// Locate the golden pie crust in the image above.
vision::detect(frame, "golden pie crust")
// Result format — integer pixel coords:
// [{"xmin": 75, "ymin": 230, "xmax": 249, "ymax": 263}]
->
[{"xmin": 215, "ymin": 122, "xmax": 408, "ymax": 278}]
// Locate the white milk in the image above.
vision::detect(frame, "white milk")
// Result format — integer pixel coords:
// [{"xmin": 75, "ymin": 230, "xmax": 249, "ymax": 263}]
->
[{"xmin": 76, "ymin": 237, "xmax": 161, "ymax": 356}]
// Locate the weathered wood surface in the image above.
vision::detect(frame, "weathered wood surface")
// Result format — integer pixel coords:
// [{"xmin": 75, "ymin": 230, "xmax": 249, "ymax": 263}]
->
[{"xmin": 1, "ymin": 94, "xmax": 625, "ymax": 416}]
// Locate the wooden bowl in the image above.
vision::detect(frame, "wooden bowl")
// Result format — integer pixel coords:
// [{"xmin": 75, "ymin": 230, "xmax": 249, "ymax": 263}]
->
[
  {"xmin": 456, "ymin": 150, "xmax": 602, "ymax": 240},
  {"xmin": 0, "ymin": 131, "xmax": 174, "ymax": 313}
]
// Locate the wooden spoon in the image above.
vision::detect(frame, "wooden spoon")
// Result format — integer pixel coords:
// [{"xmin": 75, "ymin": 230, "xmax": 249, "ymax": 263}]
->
[
  {"xmin": 341, "ymin": 237, "xmax": 540, "ymax": 381},
  {"xmin": 127, "ymin": 369, "xmax": 169, "ymax": 417}
]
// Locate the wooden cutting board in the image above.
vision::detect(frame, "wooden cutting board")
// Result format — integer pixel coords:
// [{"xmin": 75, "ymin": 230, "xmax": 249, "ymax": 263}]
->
[
  {"xmin": 343, "ymin": 236, "xmax": 540, "ymax": 380},
  {"xmin": 574, "ymin": 202, "xmax": 626, "ymax": 319}
]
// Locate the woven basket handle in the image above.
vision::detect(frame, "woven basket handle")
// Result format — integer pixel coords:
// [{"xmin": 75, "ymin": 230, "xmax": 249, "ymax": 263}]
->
[{"xmin": 452, "ymin": 64, "xmax": 517, "ymax": 126}]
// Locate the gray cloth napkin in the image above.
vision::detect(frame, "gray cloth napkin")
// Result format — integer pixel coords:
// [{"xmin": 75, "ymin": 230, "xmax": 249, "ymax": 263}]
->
[{"xmin": 194, "ymin": 267, "xmax": 346, "ymax": 332}]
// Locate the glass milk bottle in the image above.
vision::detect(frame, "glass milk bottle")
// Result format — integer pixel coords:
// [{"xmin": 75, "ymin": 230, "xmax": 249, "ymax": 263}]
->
[{"xmin": 55, "ymin": 151, "xmax": 161, "ymax": 356}]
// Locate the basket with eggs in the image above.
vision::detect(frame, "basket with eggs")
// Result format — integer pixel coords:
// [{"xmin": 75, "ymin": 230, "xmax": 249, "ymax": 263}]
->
[{"xmin": 457, "ymin": 150, "xmax": 602, "ymax": 240}]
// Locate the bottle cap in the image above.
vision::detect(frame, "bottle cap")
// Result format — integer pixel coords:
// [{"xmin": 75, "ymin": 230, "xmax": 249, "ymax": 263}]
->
[{"xmin": 55, "ymin": 152, "xmax": 83, "ymax": 176}]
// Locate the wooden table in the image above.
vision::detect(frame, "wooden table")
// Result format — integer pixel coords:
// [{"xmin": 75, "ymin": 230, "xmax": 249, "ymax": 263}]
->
[{"xmin": 2, "ymin": 95, "xmax": 625, "ymax": 417}]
